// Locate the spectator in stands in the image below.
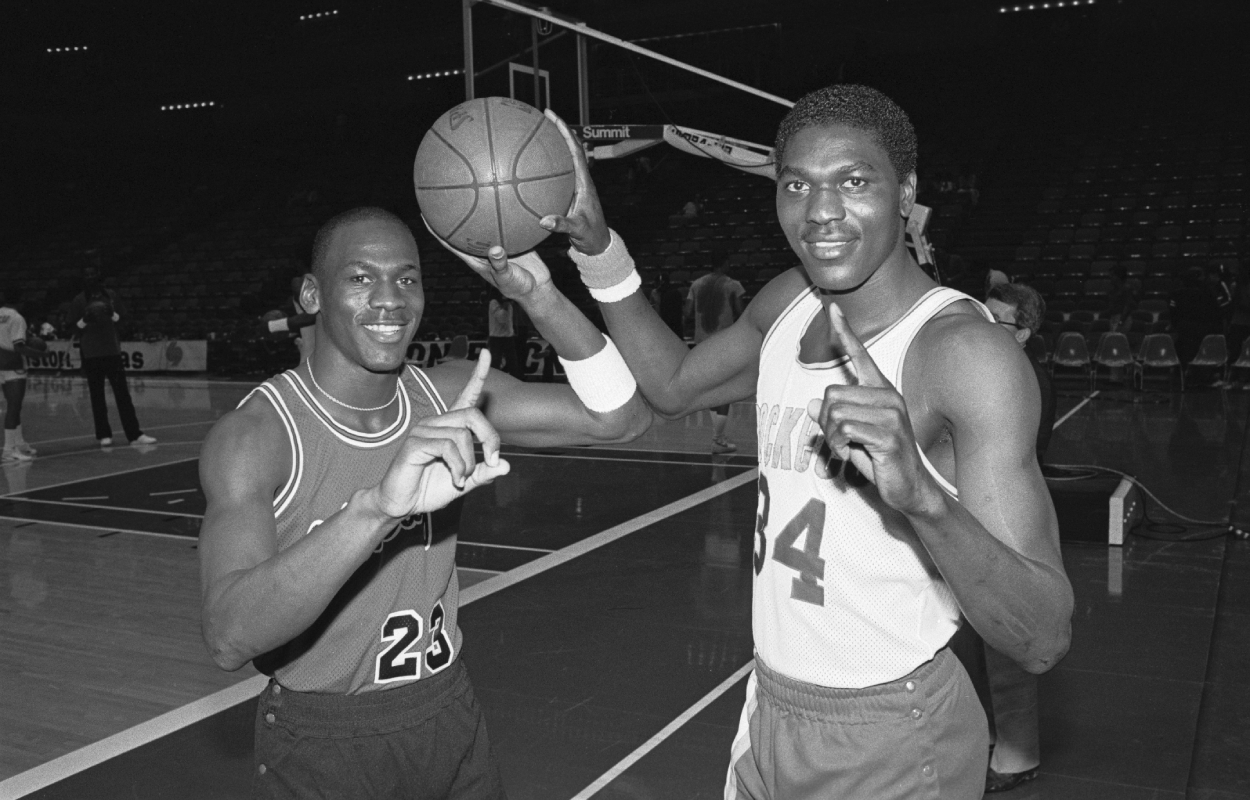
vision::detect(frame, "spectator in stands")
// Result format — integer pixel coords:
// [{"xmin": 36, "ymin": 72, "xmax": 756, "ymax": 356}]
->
[
  {"xmin": 685, "ymin": 261, "xmax": 745, "ymax": 454},
  {"xmin": 487, "ymin": 288, "xmax": 524, "ymax": 379},
  {"xmin": 1169, "ymin": 268, "xmax": 1222, "ymax": 366},
  {"xmin": 1106, "ymin": 264, "xmax": 1140, "ymax": 332},
  {"xmin": 66, "ymin": 267, "xmax": 156, "ymax": 448},
  {"xmin": 649, "ymin": 272, "xmax": 684, "ymax": 336},
  {"xmin": 981, "ymin": 281, "xmax": 1053, "ymax": 793}
]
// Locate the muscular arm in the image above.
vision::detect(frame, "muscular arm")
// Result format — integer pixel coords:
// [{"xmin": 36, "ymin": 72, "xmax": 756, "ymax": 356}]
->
[
  {"xmin": 597, "ymin": 268, "xmax": 804, "ymax": 418},
  {"xmin": 908, "ymin": 318, "xmax": 1073, "ymax": 673},
  {"xmin": 198, "ymin": 399, "xmax": 404, "ymax": 671},
  {"xmin": 426, "ymin": 281, "xmax": 652, "ymax": 448}
]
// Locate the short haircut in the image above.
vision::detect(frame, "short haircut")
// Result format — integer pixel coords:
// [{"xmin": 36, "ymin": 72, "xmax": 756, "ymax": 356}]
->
[
  {"xmin": 988, "ymin": 282, "xmax": 1046, "ymax": 335},
  {"xmin": 774, "ymin": 84, "xmax": 917, "ymax": 180},
  {"xmin": 310, "ymin": 206, "xmax": 409, "ymax": 278}
]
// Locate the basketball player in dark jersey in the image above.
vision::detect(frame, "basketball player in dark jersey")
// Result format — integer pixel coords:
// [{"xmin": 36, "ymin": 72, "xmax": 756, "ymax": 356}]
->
[
  {"xmin": 540, "ymin": 87, "xmax": 1073, "ymax": 799},
  {"xmin": 199, "ymin": 207, "xmax": 651, "ymax": 799}
]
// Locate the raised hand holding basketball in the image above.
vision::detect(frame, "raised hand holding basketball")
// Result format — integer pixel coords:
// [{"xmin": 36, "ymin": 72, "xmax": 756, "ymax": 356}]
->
[
  {"xmin": 805, "ymin": 302, "xmax": 938, "ymax": 516},
  {"xmin": 372, "ymin": 352, "xmax": 509, "ymax": 520},
  {"xmin": 422, "ymin": 217, "xmax": 552, "ymax": 301},
  {"xmin": 538, "ymin": 109, "xmax": 611, "ymax": 256}
]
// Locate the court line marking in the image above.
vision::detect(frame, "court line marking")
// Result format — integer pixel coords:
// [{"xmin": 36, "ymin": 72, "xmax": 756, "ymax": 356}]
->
[
  {"xmin": 24, "ymin": 419, "xmax": 217, "ymax": 450},
  {"xmin": 460, "ymin": 469, "xmax": 757, "ymax": 604},
  {"xmin": 59, "ymin": 495, "xmax": 108, "ymax": 502},
  {"xmin": 2, "ymin": 497, "xmax": 204, "ymax": 520},
  {"xmin": 0, "ymin": 468, "xmax": 758, "ymax": 798},
  {"xmin": 570, "ymin": 388, "xmax": 1103, "ymax": 797},
  {"xmin": 0, "ymin": 456, "xmax": 200, "ymax": 500},
  {"xmin": 571, "ymin": 660, "xmax": 755, "ymax": 800},
  {"xmin": 1053, "ymin": 390, "xmax": 1099, "ymax": 430},
  {"xmin": 0, "ymin": 517, "xmax": 192, "ymax": 542},
  {"xmin": 15, "ymin": 441, "xmax": 205, "ymax": 469},
  {"xmin": 459, "ymin": 541, "xmax": 555, "ymax": 554},
  {"xmin": 507, "ymin": 451, "xmax": 752, "ymax": 468},
  {"xmin": 150, "ymin": 488, "xmax": 200, "ymax": 496}
]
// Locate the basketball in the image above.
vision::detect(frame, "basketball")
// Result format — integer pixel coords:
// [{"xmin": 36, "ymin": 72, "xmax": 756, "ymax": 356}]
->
[
  {"xmin": 24, "ymin": 337, "xmax": 47, "ymax": 353},
  {"xmin": 414, "ymin": 97, "xmax": 575, "ymax": 257}
]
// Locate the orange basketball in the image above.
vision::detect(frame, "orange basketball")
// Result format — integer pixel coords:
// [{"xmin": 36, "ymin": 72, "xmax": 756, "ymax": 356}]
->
[{"xmin": 414, "ymin": 97, "xmax": 575, "ymax": 257}]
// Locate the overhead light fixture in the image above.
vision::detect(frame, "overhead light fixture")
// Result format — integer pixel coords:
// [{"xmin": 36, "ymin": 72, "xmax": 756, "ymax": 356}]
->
[
  {"xmin": 161, "ymin": 101, "xmax": 216, "ymax": 111},
  {"xmin": 299, "ymin": 10, "xmax": 339, "ymax": 21},
  {"xmin": 407, "ymin": 68, "xmax": 465, "ymax": 81},
  {"xmin": 1000, "ymin": 0, "xmax": 1093, "ymax": 10}
]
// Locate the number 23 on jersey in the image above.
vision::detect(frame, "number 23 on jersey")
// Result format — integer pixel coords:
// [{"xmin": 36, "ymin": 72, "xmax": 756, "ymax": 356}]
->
[
  {"xmin": 375, "ymin": 600, "xmax": 454, "ymax": 684},
  {"xmin": 754, "ymin": 474, "xmax": 829, "ymax": 606}
]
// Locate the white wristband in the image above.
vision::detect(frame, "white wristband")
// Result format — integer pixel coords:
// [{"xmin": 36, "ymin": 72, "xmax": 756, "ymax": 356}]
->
[
  {"xmin": 568, "ymin": 229, "xmax": 638, "ymax": 293},
  {"xmin": 557, "ymin": 336, "xmax": 637, "ymax": 414},
  {"xmin": 588, "ymin": 269, "xmax": 641, "ymax": 303}
]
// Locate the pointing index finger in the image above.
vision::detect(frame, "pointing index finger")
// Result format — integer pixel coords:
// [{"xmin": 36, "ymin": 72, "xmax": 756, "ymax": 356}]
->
[
  {"xmin": 451, "ymin": 350, "xmax": 491, "ymax": 411},
  {"xmin": 826, "ymin": 301, "xmax": 887, "ymax": 387}
]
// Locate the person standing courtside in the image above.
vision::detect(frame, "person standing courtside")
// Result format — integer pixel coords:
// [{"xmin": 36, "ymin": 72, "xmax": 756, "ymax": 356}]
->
[
  {"xmin": 686, "ymin": 261, "xmax": 746, "ymax": 453},
  {"xmin": 981, "ymin": 281, "xmax": 1056, "ymax": 793},
  {"xmin": 486, "ymin": 288, "xmax": 524, "ymax": 379},
  {"xmin": 199, "ymin": 207, "xmax": 650, "ymax": 799},
  {"xmin": 0, "ymin": 289, "xmax": 45, "ymax": 462},
  {"xmin": 66, "ymin": 267, "xmax": 155, "ymax": 447},
  {"xmin": 540, "ymin": 85, "xmax": 1073, "ymax": 799}
]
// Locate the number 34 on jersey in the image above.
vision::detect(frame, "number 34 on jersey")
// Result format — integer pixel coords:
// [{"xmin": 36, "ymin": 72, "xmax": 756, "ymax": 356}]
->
[{"xmin": 754, "ymin": 473, "xmax": 829, "ymax": 607}]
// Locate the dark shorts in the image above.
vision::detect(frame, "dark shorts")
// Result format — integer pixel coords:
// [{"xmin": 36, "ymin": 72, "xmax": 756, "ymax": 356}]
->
[
  {"xmin": 726, "ymin": 648, "xmax": 989, "ymax": 800},
  {"xmin": 253, "ymin": 658, "xmax": 506, "ymax": 800}
]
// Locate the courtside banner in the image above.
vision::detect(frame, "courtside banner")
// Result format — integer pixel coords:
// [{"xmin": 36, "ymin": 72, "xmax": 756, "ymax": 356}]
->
[
  {"xmin": 406, "ymin": 338, "xmax": 564, "ymax": 378},
  {"xmin": 27, "ymin": 341, "xmax": 208, "ymax": 372}
]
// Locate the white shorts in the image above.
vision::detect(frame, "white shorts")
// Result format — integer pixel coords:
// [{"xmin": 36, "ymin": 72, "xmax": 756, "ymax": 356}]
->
[{"xmin": 0, "ymin": 369, "xmax": 27, "ymax": 384}]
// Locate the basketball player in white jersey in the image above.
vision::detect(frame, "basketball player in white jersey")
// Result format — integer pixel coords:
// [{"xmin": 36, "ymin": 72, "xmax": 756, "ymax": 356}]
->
[
  {"xmin": 540, "ymin": 86, "xmax": 1073, "ymax": 799},
  {"xmin": 199, "ymin": 207, "xmax": 651, "ymax": 798}
]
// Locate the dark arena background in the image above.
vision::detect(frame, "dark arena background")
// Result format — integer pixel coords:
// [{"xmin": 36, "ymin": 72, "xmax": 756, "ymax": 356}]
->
[{"xmin": 2, "ymin": 1, "xmax": 1249, "ymax": 798}]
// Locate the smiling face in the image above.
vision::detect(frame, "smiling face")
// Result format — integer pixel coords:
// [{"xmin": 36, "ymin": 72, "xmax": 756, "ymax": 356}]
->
[
  {"xmin": 305, "ymin": 217, "xmax": 424, "ymax": 374},
  {"xmin": 776, "ymin": 123, "xmax": 916, "ymax": 292}
]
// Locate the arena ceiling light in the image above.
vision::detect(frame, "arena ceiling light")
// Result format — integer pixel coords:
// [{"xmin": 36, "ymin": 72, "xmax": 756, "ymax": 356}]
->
[
  {"xmin": 160, "ymin": 102, "xmax": 217, "ymax": 111},
  {"xmin": 298, "ymin": 10, "xmax": 339, "ymax": 20},
  {"xmin": 1000, "ymin": 0, "xmax": 1095, "ymax": 10},
  {"xmin": 408, "ymin": 69, "xmax": 465, "ymax": 81},
  {"xmin": 46, "ymin": 46, "xmax": 89, "ymax": 52}
]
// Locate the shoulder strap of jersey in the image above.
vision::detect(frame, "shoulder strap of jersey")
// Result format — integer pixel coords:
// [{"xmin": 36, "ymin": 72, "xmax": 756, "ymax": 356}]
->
[
  {"xmin": 893, "ymin": 287, "xmax": 994, "ymax": 499},
  {"xmin": 760, "ymin": 283, "xmax": 819, "ymax": 355},
  {"xmin": 238, "ymin": 377, "xmax": 304, "ymax": 515},
  {"xmin": 406, "ymin": 364, "xmax": 449, "ymax": 414}
]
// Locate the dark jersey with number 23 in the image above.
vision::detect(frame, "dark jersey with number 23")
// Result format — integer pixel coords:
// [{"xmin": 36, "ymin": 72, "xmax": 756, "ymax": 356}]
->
[{"xmin": 243, "ymin": 365, "xmax": 465, "ymax": 694}]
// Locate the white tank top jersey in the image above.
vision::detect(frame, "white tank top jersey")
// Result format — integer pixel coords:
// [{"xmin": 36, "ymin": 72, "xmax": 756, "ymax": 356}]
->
[{"xmin": 753, "ymin": 285, "xmax": 994, "ymax": 689}]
